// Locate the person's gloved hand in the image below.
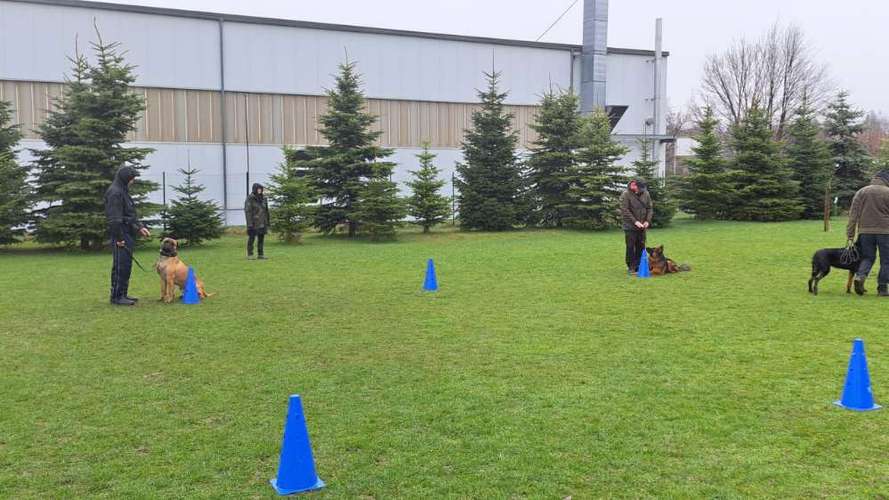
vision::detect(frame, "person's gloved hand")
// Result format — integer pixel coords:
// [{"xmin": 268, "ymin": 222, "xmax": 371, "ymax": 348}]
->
[{"xmin": 634, "ymin": 221, "xmax": 645, "ymax": 229}]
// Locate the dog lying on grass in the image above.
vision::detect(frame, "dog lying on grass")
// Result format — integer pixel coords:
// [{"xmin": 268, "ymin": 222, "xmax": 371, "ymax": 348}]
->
[
  {"xmin": 646, "ymin": 245, "xmax": 691, "ymax": 275},
  {"xmin": 808, "ymin": 243, "xmax": 861, "ymax": 295},
  {"xmin": 155, "ymin": 238, "xmax": 212, "ymax": 303}
]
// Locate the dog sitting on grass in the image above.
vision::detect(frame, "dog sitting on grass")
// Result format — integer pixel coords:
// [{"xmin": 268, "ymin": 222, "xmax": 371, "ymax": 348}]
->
[
  {"xmin": 808, "ymin": 242, "xmax": 861, "ymax": 295},
  {"xmin": 646, "ymin": 245, "xmax": 691, "ymax": 275},
  {"xmin": 155, "ymin": 238, "xmax": 212, "ymax": 303}
]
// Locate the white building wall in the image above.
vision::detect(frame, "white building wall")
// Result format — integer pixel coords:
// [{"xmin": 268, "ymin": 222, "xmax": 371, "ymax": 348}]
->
[{"xmin": 0, "ymin": 1, "xmax": 221, "ymax": 89}]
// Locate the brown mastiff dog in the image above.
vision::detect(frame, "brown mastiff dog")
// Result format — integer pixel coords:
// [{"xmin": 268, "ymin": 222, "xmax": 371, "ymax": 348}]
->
[{"xmin": 155, "ymin": 238, "xmax": 212, "ymax": 303}]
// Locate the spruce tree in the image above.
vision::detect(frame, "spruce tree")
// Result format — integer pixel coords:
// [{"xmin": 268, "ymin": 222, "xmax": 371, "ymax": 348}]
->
[
  {"xmin": 0, "ymin": 100, "xmax": 30, "ymax": 245},
  {"xmin": 633, "ymin": 139, "xmax": 676, "ymax": 227},
  {"xmin": 353, "ymin": 178, "xmax": 405, "ymax": 241},
  {"xmin": 32, "ymin": 36, "xmax": 156, "ymax": 250},
  {"xmin": 268, "ymin": 147, "xmax": 317, "ymax": 243},
  {"xmin": 455, "ymin": 72, "xmax": 523, "ymax": 231},
  {"xmin": 730, "ymin": 106, "xmax": 803, "ymax": 221},
  {"xmin": 161, "ymin": 166, "xmax": 224, "ymax": 246},
  {"xmin": 561, "ymin": 109, "xmax": 629, "ymax": 229},
  {"xmin": 678, "ymin": 107, "xmax": 731, "ymax": 220},
  {"xmin": 874, "ymin": 139, "xmax": 889, "ymax": 175},
  {"xmin": 527, "ymin": 90, "xmax": 581, "ymax": 227},
  {"xmin": 826, "ymin": 91, "xmax": 871, "ymax": 209},
  {"xmin": 786, "ymin": 99, "xmax": 833, "ymax": 219},
  {"xmin": 407, "ymin": 143, "xmax": 450, "ymax": 233},
  {"xmin": 309, "ymin": 61, "xmax": 396, "ymax": 237}
]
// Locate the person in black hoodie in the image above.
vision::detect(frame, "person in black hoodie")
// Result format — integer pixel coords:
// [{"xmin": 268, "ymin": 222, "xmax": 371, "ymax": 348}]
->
[
  {"xmin": 244, "ymin": 183, "xmax": 270, "ymax": 259},
  {"xmin": 104, "ymin": 166, "xmax": 151, "ymax": 306}
]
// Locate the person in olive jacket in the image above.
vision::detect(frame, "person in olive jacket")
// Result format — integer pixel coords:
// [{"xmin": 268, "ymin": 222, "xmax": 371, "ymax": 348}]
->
[
  {"xmin": 619, "ymin": 179, "xmax": 653, "ymax": 274},
  {"xmin": 245, "ymin": 183, "xmax": 270, "ymax": 259},
  {"xmin": 847, "ymin": 170, "xmax": 889, "ymax": 296},
  {"xmin": 104, "ymin": 166, "xmax": 151, "ymax": 306}
]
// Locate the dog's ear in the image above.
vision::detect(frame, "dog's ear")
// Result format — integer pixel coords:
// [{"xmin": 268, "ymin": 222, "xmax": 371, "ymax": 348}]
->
[{"xmin": 658, "ymin": 245, "xmax": 664, "ymax": 252}]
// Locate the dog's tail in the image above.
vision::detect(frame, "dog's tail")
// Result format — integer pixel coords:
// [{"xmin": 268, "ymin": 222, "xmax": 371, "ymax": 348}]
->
[{"xmin": 678, "ymin": 263, "xmax": 692, "ymax": 272}]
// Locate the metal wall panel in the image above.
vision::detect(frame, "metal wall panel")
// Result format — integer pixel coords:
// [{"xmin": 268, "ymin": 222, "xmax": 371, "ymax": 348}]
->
[
  {"xmin": 606, "ymin": 53, "xmax": 667, "ymax": 135},
  {"xmin": 222, "ymin": 21, "xmax": 572, "ymax": 106},
  {"xmin": 0, "ymin": 1, "xmax": 220, "ymax": 89}
]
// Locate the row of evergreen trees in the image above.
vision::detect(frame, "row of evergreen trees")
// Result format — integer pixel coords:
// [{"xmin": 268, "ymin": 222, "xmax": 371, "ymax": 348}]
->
[
  {"xmin": 0, "ymin": 36, "xmax": 225, "ymax": 248},
  {"xmin": 268, "ymin": 66, "xmax": 676, "ymax": 241},
  {"xmin": 679, "ymin": 92, "xmax": 874, "ymax": 222}
]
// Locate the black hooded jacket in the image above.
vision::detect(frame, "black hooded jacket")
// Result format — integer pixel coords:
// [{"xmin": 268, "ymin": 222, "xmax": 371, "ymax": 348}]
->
[
  {"xmin": 245, "ymin": 183, "xmax": 270, "ymax": 230},
  {"xmin": 104, "ymin": 166, "xmax": 144, "ymax": 241}
]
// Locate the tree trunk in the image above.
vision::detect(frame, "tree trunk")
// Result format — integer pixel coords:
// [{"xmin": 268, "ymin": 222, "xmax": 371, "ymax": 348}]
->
[
  {"xmin": 423, "ymin": 225, "xmax": 430, "ymax": 234},
  {"xmin": 348, "ymin": 221, "xmax": 357, "ymax": 238}
]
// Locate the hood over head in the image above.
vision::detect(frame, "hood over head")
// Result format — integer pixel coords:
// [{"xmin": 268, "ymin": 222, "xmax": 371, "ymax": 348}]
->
[
  {"xmin": 873, "ymin": 170, "xmax": 889, "ymax": 187},
  {"xmin": 252, "ymin": 183, "xmax": 265, "ymax": 196},
  {"xmin": 114, "ymin": 166, "xmax": 139, "ymax": 190}
]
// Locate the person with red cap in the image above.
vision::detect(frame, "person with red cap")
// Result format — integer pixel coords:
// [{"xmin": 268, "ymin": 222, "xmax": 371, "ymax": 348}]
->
[{"xmin": 620, "ymin": 179, "xmax": 653, "ymax": 275}]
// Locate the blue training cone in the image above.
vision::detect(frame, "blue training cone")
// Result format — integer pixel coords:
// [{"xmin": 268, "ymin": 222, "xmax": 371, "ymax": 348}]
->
[
  {"xmin": 834, "ymin": 338, "xmax": 881, "ymax": 411},
  {"xmin": 637, "ymin": 249, "xmax": 651, "ymax": 279},
  {"xmin": 271, "ymin": 395, "xmax": 325, "ymax": 495},
  {"xmin": 423, "ymin": 259, "xmax": 438, "ymax": 292},
  {"xmin": 181, "ymin": 267, "xmax": 201, "ymax": 305}
]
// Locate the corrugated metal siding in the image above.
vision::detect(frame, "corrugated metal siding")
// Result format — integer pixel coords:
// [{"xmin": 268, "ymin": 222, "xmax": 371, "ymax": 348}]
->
[{"xmin": 0, "ymin": 80, "xmax": 540, "ymax": 148}]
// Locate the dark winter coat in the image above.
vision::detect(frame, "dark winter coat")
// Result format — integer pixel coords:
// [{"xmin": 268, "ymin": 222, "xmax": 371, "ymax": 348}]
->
[
  {"xmin": 619, "ymin": 183, "xmax": 653, "ymax": 231},
  {"xmin": 245, "ymin": 183, "xmax": 270, "ymax": 233},
  {"xmin": 104, "ymin": 166, "xmax": 144, "ymax": 241},
  {"xmin": 847, "ymin": 174, "xmax": 889, "ymax": 239}
]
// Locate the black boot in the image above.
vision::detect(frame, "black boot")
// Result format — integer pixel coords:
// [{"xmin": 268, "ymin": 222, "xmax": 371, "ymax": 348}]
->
[
  {"xmin": 854, "ymin": 276, "xmax": 867, "ymax": 296},
  {"xmin": 111, "ymin": 297, "xmax": 136, "ymax": 306},
  {"xmin": 878, "ymin": 285, "xmax": 889, "ymax": 297}
]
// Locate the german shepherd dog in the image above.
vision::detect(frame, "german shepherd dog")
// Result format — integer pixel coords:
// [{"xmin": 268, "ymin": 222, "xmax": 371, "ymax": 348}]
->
[
  {"xmin": 808, "ymin": 242, "xmax": 861, "ymax": 295},
  {"xmin": 646, "ymin": 245, "xmax": 691, "ymax": 275},
  {"xmin": 155, "ymin": 238, "xmax": 212, "ymax": 303}
]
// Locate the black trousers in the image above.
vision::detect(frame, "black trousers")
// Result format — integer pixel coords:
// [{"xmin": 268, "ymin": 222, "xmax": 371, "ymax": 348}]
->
[
  {"xmin": 110, "ymin": 234, "xmax": 134, "ymax": 300},
  {"xmin": 625, "ymin": 229, "xmax": 646, "ymax": 272},
  {"xmin": 247, "ymin": 228, "xmax": 265, "ymax": 256},
  {"xmin": 856, "ymin": 233, "xmax": 889, "ymax": 286}
]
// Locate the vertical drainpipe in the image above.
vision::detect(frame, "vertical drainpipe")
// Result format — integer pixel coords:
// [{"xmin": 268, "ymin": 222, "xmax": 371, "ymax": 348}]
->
[
  {"xmin": 218, "ymin": 18, "xmax": 229, "ymax": 225},
  {"xmin": 653, "ymin": 18, "xmax": 663, "ymax": 173}
]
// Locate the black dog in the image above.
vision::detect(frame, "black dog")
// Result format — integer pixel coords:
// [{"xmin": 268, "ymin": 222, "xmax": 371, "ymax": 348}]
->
[{"xmin": 808, "ymin": 243, "xmax": 861, "ymax": 295}]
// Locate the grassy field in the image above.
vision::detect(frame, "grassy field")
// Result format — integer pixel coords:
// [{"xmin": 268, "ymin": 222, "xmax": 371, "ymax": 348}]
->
[{"xmin": 1, "ymin": 219, "xmax": 887, "ymax": 498}]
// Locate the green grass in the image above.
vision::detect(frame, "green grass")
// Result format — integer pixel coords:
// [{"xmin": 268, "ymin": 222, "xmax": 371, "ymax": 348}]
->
[{"xmin": 1, "ymin": 220, "xmax": 887, "ymax": 498}]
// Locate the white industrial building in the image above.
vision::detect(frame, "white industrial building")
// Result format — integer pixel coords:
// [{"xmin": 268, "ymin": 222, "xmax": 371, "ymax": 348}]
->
[{"xmin": 0, "ymin": 0, "xmax": 669, "ymax": 225}]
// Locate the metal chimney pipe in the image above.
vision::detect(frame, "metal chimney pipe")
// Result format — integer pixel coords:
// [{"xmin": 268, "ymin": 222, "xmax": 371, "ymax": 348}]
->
[
  {"xmin": 653, "ymin": 18, "xmax": 663, "ymax": 167},
  {"xmin": 580, "ymin": 0, "xmax": 608, "ymax": 114}
]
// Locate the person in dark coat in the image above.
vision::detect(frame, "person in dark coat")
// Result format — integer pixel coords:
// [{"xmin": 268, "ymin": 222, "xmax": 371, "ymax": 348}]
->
[
  {"xmin": 619, "ymin": 179, "xmax": 654, "ymax": 274},
  {"xmin": 244, "ymin": 183, "xmax": 270, "ymax": 259},
  {"xmin": 847, "ymin": 170, "xmax": 889, "ymax": 296},
  {"xmin": 104, "ymin": 166, "xmax": 151, "ymax": 306}
]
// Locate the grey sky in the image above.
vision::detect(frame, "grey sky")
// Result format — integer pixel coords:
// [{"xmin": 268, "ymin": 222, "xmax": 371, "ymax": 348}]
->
[{"xmin": 104, "ymin": 0, "xmax": 887, "ymax": 115}]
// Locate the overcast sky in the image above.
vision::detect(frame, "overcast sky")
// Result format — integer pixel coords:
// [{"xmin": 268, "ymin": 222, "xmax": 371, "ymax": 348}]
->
[{"xmin": 104, "ymin": 0, "xmax": 887, "ymax": 115}]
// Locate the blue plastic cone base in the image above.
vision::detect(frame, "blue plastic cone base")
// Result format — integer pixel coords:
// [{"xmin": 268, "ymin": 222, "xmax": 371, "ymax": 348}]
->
[
  {"xmin": 271, "ymin": 395, "xmax": 325, "ymax": 496},
  {"xmin": 637, "ymin": 249, "xmax": 651, "ymax": 279},
  {"xmin": 834, "ymin": 338, "xmax": 881, "ymax": 411},
  {"xmin": 423, "ymin": 259, "xmax": 438, "ymax": 292},
  {"xmin": 270, "ymin": 477, "xmax": 326, "ymax": 496},
  {"xmin": 181, "ymin": 267, "xmax": 200, "ymax": 304}
]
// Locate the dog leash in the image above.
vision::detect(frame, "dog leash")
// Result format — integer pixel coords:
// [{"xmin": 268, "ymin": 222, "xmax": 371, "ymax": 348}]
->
[{"xmin": 121, "ymin": 245, "xmax": 148, "ymax": 272}]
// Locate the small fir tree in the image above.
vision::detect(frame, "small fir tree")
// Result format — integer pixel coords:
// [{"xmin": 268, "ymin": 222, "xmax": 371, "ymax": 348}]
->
[
  {"xmin": 678, "ymin": 107, "xmax": 732, "ymax": 220},
  {"xmin": 353, "ymin": 178, "xmax": 405, "ymax": 241},
  {"xmin": 0, "ymin": 100, "xmax": 30, "ymax": 245},
  {"xmin": 455, "ymin": 72, "xmax": 523, "ymax": 231},
  {"xmin": 786, "ymin": 99, "xmax": 833, "ymax": 219},
  {"xmin": 161, "ymin": 166, "xmax": 224, "ymax": 245},
  {"xmin": 527, "ymin": 90, "xmax": 581, "ymax": 227},
  {"xmin": 308, "ymin": 61, "xmax": 396, "ymax": 237},
  {"xmin": 633, "ymin": 139, "xmax": 676, "ymax": 227},
  {"xmin": 826, "ymin": 91, "xmax": 871, "ymax": 209},
  {"xmin": 268, "ymin": 147, "xmax": 317, "ymax": 243},
  {"xmin": 561, "ymin": 109, "xmax": 629, "ymax": 229},
  {"xmin": 407, "ymin": 143, "xmax": 451, "ymax": 233},
  {"xmin": 729, "ymin": 106, "xmax": 803, "ymax": 221},
  {"xmin": 32, "ymin": 34, "xmax": 157, "ymax": 249},
  {"xmin": 873, "ymin": 139, "xmax": 889, "ymax": 175}
]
